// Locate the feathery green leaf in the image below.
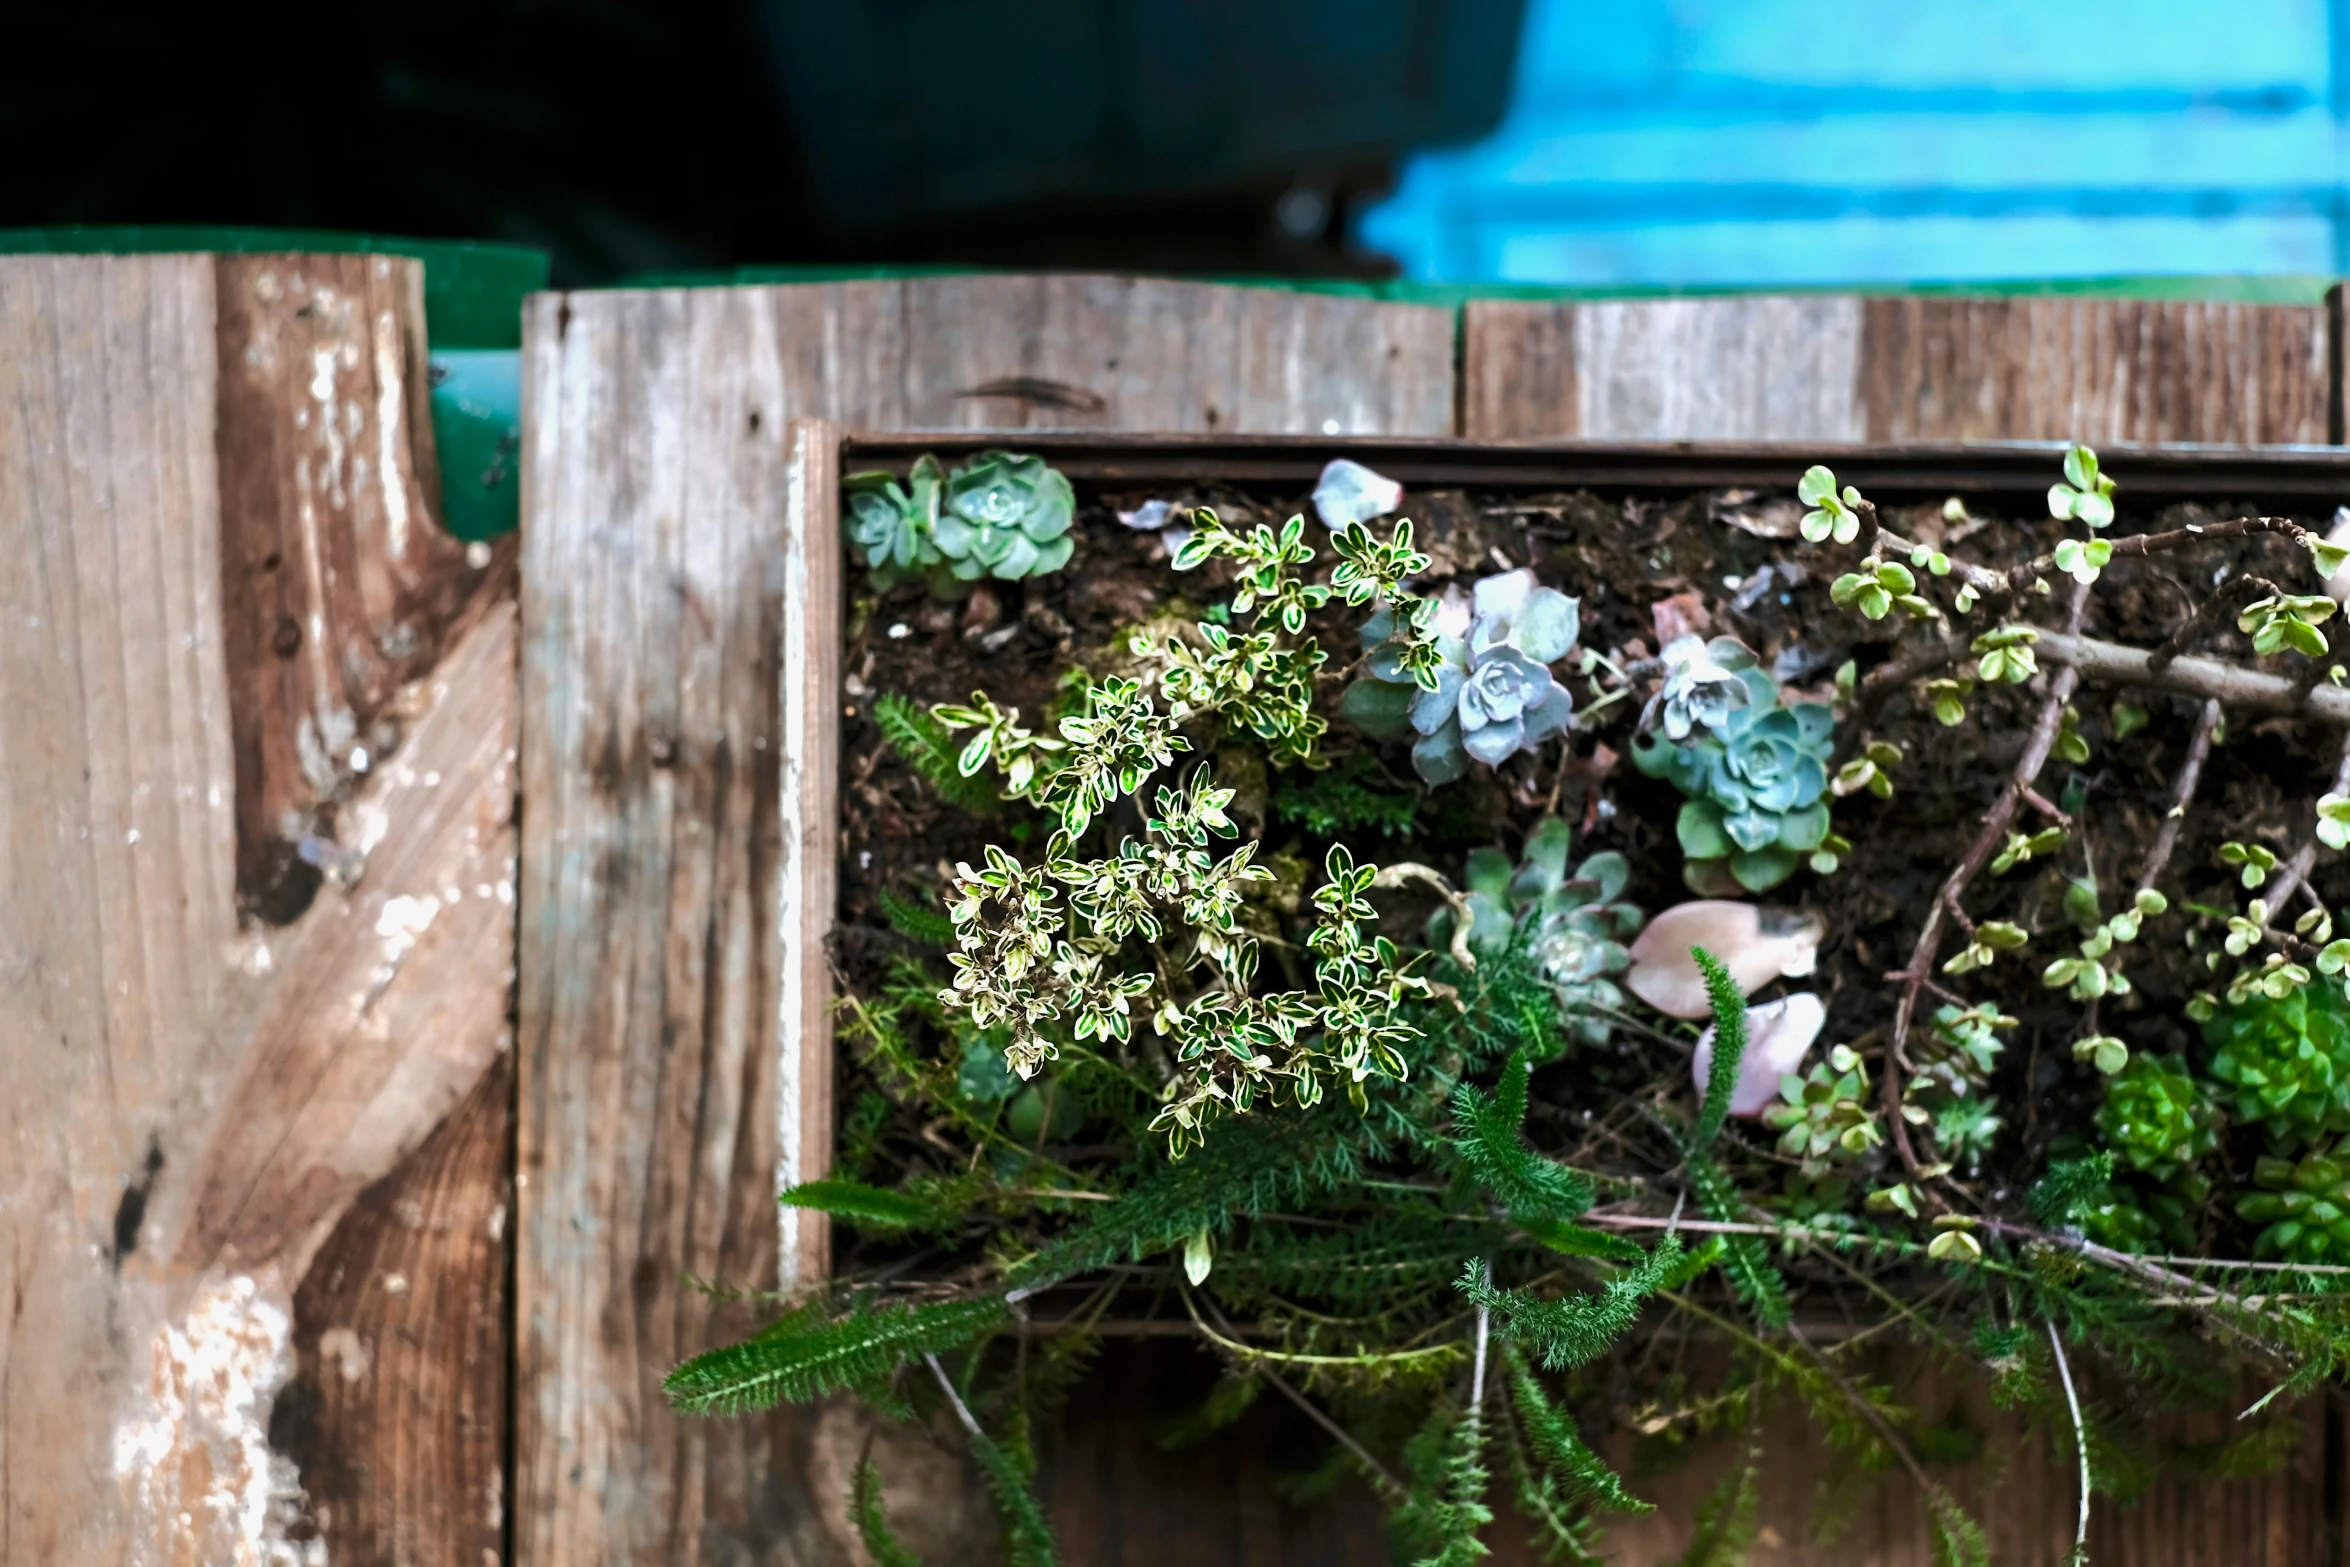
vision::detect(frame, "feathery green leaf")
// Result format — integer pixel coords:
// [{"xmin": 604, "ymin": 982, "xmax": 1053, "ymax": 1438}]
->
[
  {"xmin": 1690, "ymin": 946, "xmax": 1746, "ymax": 1155},
  {"xmin": 1459, "ymin": 1235, "xmax": 1682, "ymax": 1371},
  {"xmin": 664, "ymin": 1296, "xmax": 1008, "ymax": 1415},
  {"xmin": 852, "ymin": 1459, "xmax": 926, "ymax": 1567},
  {"xmin": 1454, "ymin": 1051, "xmax": 1594, "ymax": 1221}
]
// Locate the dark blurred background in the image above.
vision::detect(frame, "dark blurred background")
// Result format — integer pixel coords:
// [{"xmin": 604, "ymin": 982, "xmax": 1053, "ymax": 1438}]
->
[
  {"xmin": 9, "ymin": 1, "xmax": 2343, "ymax": 292},
  {"xmin": 1, "ymin": 0, "xmax": 1522, "ymax": 287}
]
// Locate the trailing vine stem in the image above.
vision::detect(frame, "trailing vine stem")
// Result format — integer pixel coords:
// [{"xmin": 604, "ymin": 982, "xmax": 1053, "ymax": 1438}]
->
[
  {"xmin": 2046, "ymin": 1319, "xmax": 2092, "ymax": 1566},
  {"xmin": 2133, "ymin": 698, "xmax": 2222, "ymax": 900},
  {"xmin": 1883, "ymin": 580, "xmax": 2091, "ymax": 1198}
]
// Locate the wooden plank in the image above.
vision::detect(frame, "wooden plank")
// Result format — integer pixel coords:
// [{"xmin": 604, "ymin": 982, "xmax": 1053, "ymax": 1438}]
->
[
  {"xmin": 1460, "ymin": 295, "xmax": 2333, "ymax": 446},
  {"xmin": 277, "ymin": 1055, "xmax": 512, "ymax": 1567},
  {"xmin": 1856, "ymin": 296, "xmax": 2331, "ymax": 445},
  {"xmin": 0, "ymin": 251, "xmax": 514, "ymax": 1567},
  {"xmin": 896, "ymin": 274, "xmax": 1457, "ymax": 435},
  {"xmin": 778, "ymin": 419, "xmax": 841, "ymax": 1295},
  {"xmin": 517, "ymin": 286, "xmax": 803, "ymax": 1565}
]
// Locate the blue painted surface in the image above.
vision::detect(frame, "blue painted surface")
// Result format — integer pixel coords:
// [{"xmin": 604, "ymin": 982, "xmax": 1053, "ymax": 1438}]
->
[{"xmin": 1360, "ymin": 0, "xmax": 2350, "ymax": 287}]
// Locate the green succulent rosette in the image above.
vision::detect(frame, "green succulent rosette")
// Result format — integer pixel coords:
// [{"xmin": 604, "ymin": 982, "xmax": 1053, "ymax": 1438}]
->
[
  {"xmin": 2238, "ymin": 1152, "xmax": 2350, "ymax": 1263},
  {"xmin": 2096, "ymin": 1053, "xmax": 2220, "ymax": 1181},
  {"xmin": 1429, "ymin": 817, "xmax": 1641, "ymax": 1048},
  {"xmin": 1632, "ymin": 660, "xmax": 1835, "ymax": 894},
  {"xmin": 2203, "ymin": 980, "xmax": 2350, "ymax": 1147}
]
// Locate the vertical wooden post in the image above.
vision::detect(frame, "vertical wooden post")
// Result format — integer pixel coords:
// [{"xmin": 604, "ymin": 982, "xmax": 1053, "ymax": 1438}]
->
[
  {"xmin": 0, "ymin": 251, "xmax": 514, "ymax": 1566},
  {"xmin": 778, "ymin": 418, "xmax": 842, "ymax": 1295}
]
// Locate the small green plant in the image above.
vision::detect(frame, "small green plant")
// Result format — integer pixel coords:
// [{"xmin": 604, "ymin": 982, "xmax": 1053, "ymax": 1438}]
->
[
  {"xmin": 2204, "ymin": 980, "xmax": 2350, "ymax": 1147},
  {"xmin": 1898, "ymin": 1003, "xmax": 2013, "ymax": 1170},
  {"xmin": 844, "ymin": 450, "xmax": 1077, "ymax": 590},
  {"xmin": 1345, "ymin": 568, "xmax": 1581, "ymax": 784},
  {"xmin": 1762, "ymin": 1042, "xmax": 1881, "ymax": 1167},
  {"xmin": 1270, "ymin": 750, "xmax": 1420, "ymax": 839},
  {"xmin": 2096, "ymin": 1054, "xmax": 2220, "ymax": 1181},
  {"xmin": 2238, "ymin": 1151, "xmax": 2350, "ymax": 1262},
  {"xmin": 1428, "ymin": 817, "xmax": 1643, "ymax": 1047},
  {"xmin": 1631, "ymin": 637, "xmax": 1837, "ymax": 894}
]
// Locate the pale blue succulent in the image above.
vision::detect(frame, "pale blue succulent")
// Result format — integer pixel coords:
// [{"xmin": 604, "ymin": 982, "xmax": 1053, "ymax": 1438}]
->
[
  {"xmin": 1341, "ymin": 569, "xmax": 1579, "ymax": 784},
  {"xmin": 1632, "ymin": 646, "xmax": 1836, "ymax": 895},
  {"xmin": 1428, "ymin": 819, "xmax": 1644, "ymax": 1046},
  {"xmin": 842, "ymin": 449, "xmax": 1075, "ymax": 591}
]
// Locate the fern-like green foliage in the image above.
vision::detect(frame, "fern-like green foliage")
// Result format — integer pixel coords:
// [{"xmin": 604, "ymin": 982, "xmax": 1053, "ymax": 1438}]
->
[
  {"xmin": 781, "ymin": 1177, "xmax": 960, "ymax": 1233},
  {"xmin": 1689, "ymin": 946, "xmax": 1745, "ymax": 1155},
  {"xmin": 852, "ymin": 1459, "xmax": 926, "ymax": 1567},
  {"xmin": 875, "ymin": 692, "xmax": 998, "ymax": 812},
  {"xmin": 2030, "ymin": 1152, "xmax": 2117, "ymax": 1228},
  {"xmin": 1459, "ymin": 1234, "xmax": 1683, "ymax": 1371},
  {"xmin": 1392, "ymin": 1403, "xmax": 1495, "ymax": 1567},
  {"xmin": 663, "ymin": 1296, "xmax": 1008, "ymax": 1415},
  {"xmin": 1452, "ymin": 1050, "xmax": 1594, "ymax": 1222},
  {"xmin": 1271, "ymin": 750, "xmax": 1421, "ymax": 838},
  {"xmin": 1008, "ymin": 1109, "xmax": 1367, "ymax": 1291},
  {"xmin": 878, "ymin": 885, "xmax": 957, "ymax": 945},
  {"xmin": 1504, "ymin": 1339, "xmax": 1650, "ymax": 1514},
  {"xmin": 1685, "ymin": 1151, "xmax": 1793, "ymax": 1329},
  {"xmin": 968, "ymin": 1419, "xmax": 1060, "ymax": 1567},
  {"xmin": 1669, "ymin": 1443, "xmax": 1760, "ymax": 1567}
]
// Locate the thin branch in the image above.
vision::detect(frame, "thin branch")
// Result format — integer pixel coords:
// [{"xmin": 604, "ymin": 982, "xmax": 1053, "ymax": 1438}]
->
[
  {"xmin": 2146, "ymin": 575, "xmax": 2279, "ymax": 674},
  {"xmin": 2260, "ymin": 730, "xmax": 2350, "ymax": 912},
  {"xmin": 2136, "ymin": 699, "xmax": 2222, "ymax": 897},
  {"xmin": 1470, "ymin": 1257, "xmax": 1493, "ymax": 1413},
  {"xmin": 1373, "ymin": 861, "xmax": 1477, "ymax": 971},
  {"xmin": 1885, "ymin": 581, "xmax": 2090, "ymax": 1193},
  {"xmin": 2046, "ymin": 1319, "xmax": 2092, "ymax": 1565},
  {"xmin": 925, "ymin": 1351, "xmax": 986, "ymax": 1439},
  {"xmin": 2036, "ymin": 632, "xmax": 2350, "ymax": 724},
  {"xmin": 1194, "ymin": 1287, "xmax": 1407, "ymax": 1496}
]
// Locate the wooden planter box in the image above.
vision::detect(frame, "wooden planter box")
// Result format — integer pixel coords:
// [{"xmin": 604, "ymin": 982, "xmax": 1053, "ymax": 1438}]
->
[{"xmin": 739, "ymin": 425, "xmax": 2350, "ymax": 1565}]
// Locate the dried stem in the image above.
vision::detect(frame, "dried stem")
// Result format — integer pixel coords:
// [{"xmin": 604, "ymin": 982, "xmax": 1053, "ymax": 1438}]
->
[
  {"xmin": 2260, "ymin": 731, "xmax": 2350, "ymax": 913},
  {"xmin": 2145, "ymin": 575, "xmax": 2279, "ymax": 674},
  {"xmin": 2035, "ymin": 632, "xmax": 2350, "ymax": 724},
  {"xmin": 2046, "ymin": 1319, "xmax": 2092, "ymax": 1564},
  {"xmin": 1883, "ymin": 582, "xmax": 2091, "ymax": 1192},
  {"xmin": 1373, "ymin": 862, "xmax": 1477, "ymax": 971},
  {"xmin": 2136, "ymin": 699, "xmax": 2222, "ymax": 898}
]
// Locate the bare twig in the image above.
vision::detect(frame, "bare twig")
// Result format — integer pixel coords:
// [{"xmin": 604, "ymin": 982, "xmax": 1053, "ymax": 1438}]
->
[
  {"xmin": 2046, "ymin": 1319, "xmax": 2092, "ymax": 1565},
  {"xmin": 2260, "ymin": 731, "xmax": 2350, "ymax": 913},
  {"xmin": 1193, "ymin": 1287, "xmax": 1407, "ymax": 1496},
  {"xmin": 1470, "ymin": 1258, "xmax": 1493, "ymax": 1413},
  {"xmin": 925, "ymin": 1351, "xmax": 986, "ymax": 1438},
  {"xmin": 1884, "ymin": 582, "xmax": 2091, "ymax": 1192},
  {"xmin": 1373, "ymin": 861, "xmax": 1477, "ymax": 970},
  {"xmin": 2036, "ymin": 632, "xmax": 2350, "ymax": 724},
  {"xmin": 2136, "ymin": 699, "xmax": 2222, "ymax": 897},
  {"xmin": 2146, "ymin": 575, "xmax": 2279, "ymax": 674}
]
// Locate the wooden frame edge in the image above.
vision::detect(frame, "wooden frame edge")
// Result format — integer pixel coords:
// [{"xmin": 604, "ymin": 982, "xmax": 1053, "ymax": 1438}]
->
[{"xmin": 779, "ymin": 417, "xmax": 843, "ymax": 1293}]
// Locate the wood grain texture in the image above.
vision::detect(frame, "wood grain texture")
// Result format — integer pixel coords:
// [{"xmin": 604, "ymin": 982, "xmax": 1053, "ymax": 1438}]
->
[
  {"xmin": 211, "ymin": 254, "xmax": 481, "ymax": 921},
  {"xmin": 517, "ymin": 287, "xmax": 801, "ymax": 1567},
  {"xmin": 1857, "ymin": 296, "xmax": 2331, "ymax": 445},
  {"xmin": 1460, "ymin": 294, "xmax": 2332, "ymax": 446},
  {"xmin": 513, "ymin": 274, "xmax": 1452, "ymax": 1563},
  {"xmin": 0, "ymin": 251, "xmax": 514, "ymax": 1567},
  {"xmin": 1462, "ymin": 297, "xmax": 1577, "ymax": 440},
  {"xmin": 778, "ymin": 419, "xmax": 840, "ymax": 1296},
  {"xmin": 276, "ymin": 1054, "xmax": 512, "ymax": 1566}
]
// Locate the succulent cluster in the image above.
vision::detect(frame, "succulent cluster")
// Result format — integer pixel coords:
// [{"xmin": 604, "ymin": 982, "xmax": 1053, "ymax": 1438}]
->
[
  {"xmin": 1344, "ymin": 568, "xmax": 1580, "ymax": 784},
  {"xmin": 845, "ymin": 450, "xmax": 1077, "ymax": 590},
  {"xmin": 2238, "ymin": 1153, "xmax": 2350, "ymax": 1263},
  {"xmin": 1429, "ymin": 818, "xmax": 1643, "ymax": 1047},
  {"xmin": 1762, "ymin": 1042, "xmax": 1880, "ymax": 1168},
  {"xmin": 2203, "ymin": 980, "xmax": 2350, "ymax": 1147},
  {"xmin": 2096, "ymin": 1054, "xmax": 2220, "ymax": 1180},
  {"xmin": 1902, "ymin": 1003, "xmax": 2014, "ymax": 1170},
  {"xmin": 1631, "ymin": 636, "xmax": 1838, "ymax": 894}
]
